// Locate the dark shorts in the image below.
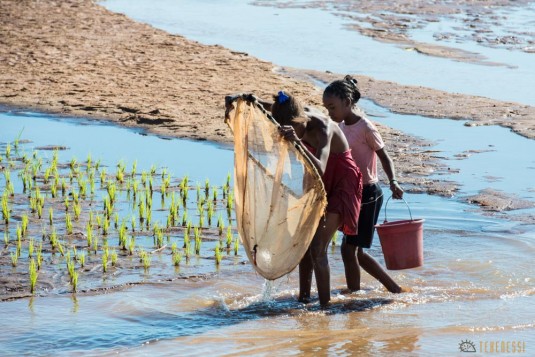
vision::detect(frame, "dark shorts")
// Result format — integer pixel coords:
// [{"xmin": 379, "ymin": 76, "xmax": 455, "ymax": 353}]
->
[{"xmin": 343, "ymin": 183, "xmax": 383, "ymax": 248}]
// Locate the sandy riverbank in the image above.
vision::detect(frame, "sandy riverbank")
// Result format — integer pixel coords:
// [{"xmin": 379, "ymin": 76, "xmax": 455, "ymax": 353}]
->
[{"xmin": 1, "ymin": 0, "xmax": 534, "ymax": 210}]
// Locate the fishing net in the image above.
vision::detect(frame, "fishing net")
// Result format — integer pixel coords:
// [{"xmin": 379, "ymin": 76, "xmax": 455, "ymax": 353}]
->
[{"xmin": 225, "ymin": 95, "xmax": 327, "ymax": 280}]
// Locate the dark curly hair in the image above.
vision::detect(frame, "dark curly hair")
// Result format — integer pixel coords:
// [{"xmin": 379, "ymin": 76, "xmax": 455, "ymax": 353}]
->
[
  {"xmin": 323, "ymin": 75, "xmax": 361, "ymax": 105},
  {"xmin": 271, "ymin": 91, "xmax": 305, "ymax": 126}
]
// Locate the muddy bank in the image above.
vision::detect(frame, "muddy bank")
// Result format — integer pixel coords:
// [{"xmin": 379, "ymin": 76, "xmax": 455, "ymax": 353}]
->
[{"xmin": 1, "ymin": 0, "xmax": 534, "ymax": 202}]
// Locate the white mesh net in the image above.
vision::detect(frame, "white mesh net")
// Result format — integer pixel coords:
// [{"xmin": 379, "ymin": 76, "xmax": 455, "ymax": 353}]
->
[{"xmin": 225, "ymin": 96, "xmax": 327, "ymax": 280}]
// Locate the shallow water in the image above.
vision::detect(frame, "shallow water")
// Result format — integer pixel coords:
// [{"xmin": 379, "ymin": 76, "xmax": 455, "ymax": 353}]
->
[
  {"xmin": 101, "ymin": 0, "xmax": 535, "ymax": 106},
  {"xmin": 1, "ymin": 112, "xmax": 534, "ymax": 355}
]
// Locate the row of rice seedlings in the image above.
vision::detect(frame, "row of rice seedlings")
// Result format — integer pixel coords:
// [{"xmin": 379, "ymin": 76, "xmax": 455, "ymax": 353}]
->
[{"xmin": 2, "ymin": 140, "xmax": 239, "ymax": 294}]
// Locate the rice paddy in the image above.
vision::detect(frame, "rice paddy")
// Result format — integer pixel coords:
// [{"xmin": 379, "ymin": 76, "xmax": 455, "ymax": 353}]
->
[{"xmin": 0, "ymin": 135, "xmax": 241, "ymax": 300}]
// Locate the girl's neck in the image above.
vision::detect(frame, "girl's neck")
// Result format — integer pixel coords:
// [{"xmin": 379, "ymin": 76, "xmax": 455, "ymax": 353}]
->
[{"xmin": 344, "ymin": 110, "xmax": 361, "ymax": 125}]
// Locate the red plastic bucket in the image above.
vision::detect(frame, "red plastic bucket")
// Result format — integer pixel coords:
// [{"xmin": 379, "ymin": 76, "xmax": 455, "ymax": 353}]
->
[{"xmin": 375, "ymin": 197, "xmax": 424, "ymax": 270}]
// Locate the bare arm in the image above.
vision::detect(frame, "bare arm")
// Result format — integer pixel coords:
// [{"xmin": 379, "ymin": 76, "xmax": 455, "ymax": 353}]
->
[
  {"xmin": 279, "ymin": 119, "xmax": 332, "ymax": 176},
  {"xmin": 376, "ymin": 147, "xmax": 404, "ymax": 199}
]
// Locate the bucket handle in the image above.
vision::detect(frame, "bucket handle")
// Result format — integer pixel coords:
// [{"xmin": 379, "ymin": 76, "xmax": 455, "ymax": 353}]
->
[{"xmin": 383, "ymin": 196, "xmax": 413, "ymax": 223}]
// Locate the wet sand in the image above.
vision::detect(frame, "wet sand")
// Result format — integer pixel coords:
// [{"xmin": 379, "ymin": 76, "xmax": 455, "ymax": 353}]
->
[{"xmin": 1, "ymin": 0, "xmax": 534, "ymax": 205}]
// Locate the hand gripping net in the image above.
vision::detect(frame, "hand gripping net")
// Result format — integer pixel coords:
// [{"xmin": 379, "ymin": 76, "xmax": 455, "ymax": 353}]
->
[{"xmin": 225, "ymin": 95, "xmax": 327, "ymax": 280}]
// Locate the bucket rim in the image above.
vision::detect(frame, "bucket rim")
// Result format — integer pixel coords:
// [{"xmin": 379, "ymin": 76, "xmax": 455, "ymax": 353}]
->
[{"xmin": 375, "ymin": 218, "xmax": 425, "ymax": 228}]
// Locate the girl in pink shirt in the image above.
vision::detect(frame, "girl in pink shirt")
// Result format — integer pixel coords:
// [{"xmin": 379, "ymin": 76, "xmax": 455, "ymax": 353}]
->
[{"xmin": 323, "ymin": 75, "xmax": 405, "ymax": 294}]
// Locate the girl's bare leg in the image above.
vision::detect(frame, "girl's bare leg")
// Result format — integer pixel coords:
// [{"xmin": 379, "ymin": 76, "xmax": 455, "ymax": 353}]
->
[
  {"xmin": 341, "ymin": 239, "xmax": 361, "ymax": 291},
  {"xmin": 298, "ymin": 251, "xmax": 313, "ymax": 303},
  {"xmin": 298, "ymin": 212, "xmax": 341, "ymax": 306},
  {"xmin": 357, "ymin": 247, "xmax": 402, "ymax": 293}
]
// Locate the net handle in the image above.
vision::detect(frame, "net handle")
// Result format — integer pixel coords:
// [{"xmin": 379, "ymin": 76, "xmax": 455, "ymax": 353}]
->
[{"xmin": 383, "ymin": 195, "xmax": 413, "ymax": 223}]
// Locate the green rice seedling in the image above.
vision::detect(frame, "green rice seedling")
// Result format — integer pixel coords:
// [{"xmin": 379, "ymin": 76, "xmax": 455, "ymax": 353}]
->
[
  {"xmin": 116, "ymin": 167, "xmax": 124, "ymax": 183},
  {"xmin": 142, "ymin": 253, "xmax": 151, "ymax": 271},
  {"xmin": 86, "ymin": 222, "xmax": 93, "ymax": 247},
  {"xmin": 154, "ymin": 224, "xmax": 164, "ymax": 249},
  {"xmin": 215, "ymin": 241, "xmax": 222, "ymax": 265},
  {"xmin": 171, "ymin": 242, "xmax": 178, "ymax": 255},
  {"xmin": 43, "ymin": 167, "xmax": 51, "ymax": 184},
  {"xmin": 78, "ymin": 251, "xmax": 85, "ymax": 268},
  {"xmin": 181, "ymin": 211, "xmax": 188, "ymax": 227},
  {"xmin": 21, "ymin": 214, "xmax": 29, "ymax": 236},
  {"xmin": 95, "ymin": 159, "xmax": 101, "ymax": 171},
  {"xmin": 150, "ymin": 164, "xmax": 157, "ymax": 176},
  {"xmin": 227, "ymin": 192, "xmax": 234, "ymax": 211},
  {"xmin": 65, "ymin": 213, "xmax": 73, "ymax": 235},
  {"xmin": 131, "ymin": 160, "xmax": 137, "ymax": 178},
  {"xmin": 207, "ymin": 201, "xmax": 214, "ymax": 226},
  {"xmin": 5, "ymin": 143, "xmax": 11, "ymax": 158},
  {"xmin": 196, "ymin": 183, "xmax": 201, "ymax": 202},
  {"xmin": 11, "ymin": 251, "xmax": 18, "ymax": 267},
  {"xmin": 16, "ymin": 233, "xmax": 22, "ymax": 256},
  {"xmin": 141, "ymin": 170, "xmax": 147, "ymax": 188},
  {"xmin": 102, "ymin": 249, "xmax": 108, "ymax": 273},
  {"xmin": 218, "ymin": 215, "xmax": 225, "ymax": 236},
  {"xmin": 96, "ymin": 214, "xmax": 102, "ymax": 229},
  {"xmin": 79, "ymin": 179, "xmax": 87, "ymax": 198},
  {"xmin": 36, "ymin": 201, "xmax": 43, "ymax": 219},
  {"xmin": 64, "ymin": 196, "xmax": 69, "ymax": 212},
  {"xmin": 73, "ymin": 246, "xmax": 78, "ymax": 261},
  {"xmin": 61, "ymin": 178, "xmax": 67, "ymax": 196},
  {"xmin": 71, "ymin": 189, "xmax": 79, "ymax": 206},
  {"xmin": 173, "ymin": 251, "xmax": 182, "ymax": 266},
  {"xmin": 226, "ymin": 226, "xmax": 233, "ymax": 249},
  {"xmin": 204, "ymin": 179, "xmax": 210, "ymax": 197},
  {"xmin": 148, "ymin": 176, "xmax": 154, "ymax": 195},
  {"xmin": 29, "ymin": 258, "xmax": 38, "ymax": 293},
  {"xmin": 57, "ymin": 240, "xmax": 65, "ymax": 257},
  {"xmin": 93, "ymin": 236, "xmax": 99, "ymax": 255},
  {"xmin": 66, "ymin": 252, "xmax": 75, "ymax": 279},
  {"xmin": 145, "ymin": 209, "xmax": 152, "ymax": 230},
  {"xmin": 28, "ymin": 238, "xmax": 34, "ymax": 258},
  {"xmin": 3, "ymin": 169, "xmax": 11, "ymax": 186},
  {"xmin": 36, "ymin": 243, "xmax": 43, "ymax": 270},
  {"xmin": 128, "ymin": 236, "xmax": 135, "ymax": 255},
  {"xmin": 71, "ymin": 271, "xmax": 78, "ymax": 293},
  {"xmin": 213, "ymin": 186, "xmax": 218, "ymax": 202},
  {"xmin": 114, "ymin": 213, "xmax": 119, "ymax": 229},
  {"xmin": 16, "ymin": 223, "xmax": 22, "ymax": 244},
  {"xmin": 6, "ymin": 182, "xmax": 15, "ymax": 197},
  {"xmin": 138, "ymin": 200, "xmax": 146, "ymax": 223},
  {"xmin": 194, "ymin": 227, "xmax": 202, "ymax": 255},
  {"xmin": 111, "ymin": 249, "xmax": 118, "ymax": 267},
  {"xmin": 70, "ymin": 157, "xmax": 77, "ymax": 171},
  {"xmin": 102, "ymin": 216, "xmax": 109, "ymax": 236},
  {"xmin": 50, "ymin": 227, "xmax": 58, "ymax": 250},
  {"xmin": 183, "ymin": 224, "xmax": 190, "ymax": 249},
  {"xmin": 131, "ymin": 215, "xmax": 136, "ymax": 232},
  {"xmin": 184, "ymin": 239, "xmax": 191, "ymax": 260},
  {"xmin": 118, "ymin": 222, "xmax": 127, "ymax": 250},
  {"xmin": 86, "ymin": 153, "xmax": 92, "ymax": 171},
  {"xmin": 103, "ymin": 196, "xmax": 112, "ymax": 219},
  {"xmin": 74, "ymin": 203, "xmax": 82, "ymax": 221},
  {"xmin": 51, "ymin": 177, "xmax": 58, "ymax": 198},
  {"xmin": 100, "ymin": 168, "xmax": 107, "ymax": 186},
  {"xmin": 49, "ymin": 207, "xmax": 54, "ymax": 225},
  {"xmin": 234, "ymin": 236, "xmax": 240, "ymax": 256},
  {"xmin": 3, "ymin": 231, "xmax": 8, "ymax": 246},
  {"xmin": 2, "ymin": 193, "xmax": 10, "ymax": 224},
  {"xmin": 198, "ymin": 212, "xmax": 205, "ymax": 228},
  {"xmin": 31, "ymin": 163, "xmax": 39, "ymax": 182}
]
